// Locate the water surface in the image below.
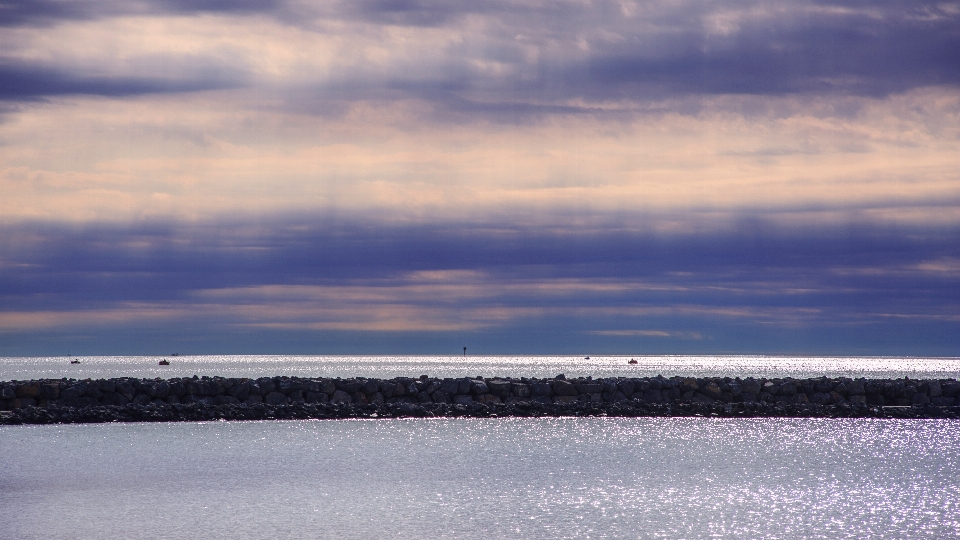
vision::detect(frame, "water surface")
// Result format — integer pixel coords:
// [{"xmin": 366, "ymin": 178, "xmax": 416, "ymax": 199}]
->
[
  {"xmin": 1, "ymin": 417, "xmax": 957, "ymax": 539},
  {"xmin": 3, "ymin": 354, "xmax": 960, "ymax": 381}
]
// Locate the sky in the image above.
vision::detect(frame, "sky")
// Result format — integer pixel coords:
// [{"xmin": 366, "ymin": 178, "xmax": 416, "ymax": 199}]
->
[{"xmin": 1, "ymin": 0, "xmax": 959, "ymax": 356}]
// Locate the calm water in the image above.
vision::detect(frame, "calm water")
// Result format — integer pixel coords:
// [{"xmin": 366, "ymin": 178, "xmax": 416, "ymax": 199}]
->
[
  {"xmin": 1, "ymin": 417, "xmax": 958, "ymax": 539},
  {"xmin": 3, "ymin": 354, "xmax": 960, "ymax": 381}
]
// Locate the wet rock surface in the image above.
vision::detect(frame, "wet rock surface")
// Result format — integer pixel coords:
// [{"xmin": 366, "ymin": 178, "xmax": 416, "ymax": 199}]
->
[{"xmin": 1, "ymin": 375, "xmax": 958, "ymax": 424}]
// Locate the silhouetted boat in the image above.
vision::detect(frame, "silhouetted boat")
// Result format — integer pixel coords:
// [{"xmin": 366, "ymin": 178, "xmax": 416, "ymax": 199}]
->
[
  {"xmin": 70, "ymin": 359, "xmax": 80, "ymax": 364},
  {"xmin": 158, "ymin": 359, "xmax": 170, "ymax": 366},
  {"xmin": 628, "ymin": 359, "xmax": 638, "ymax": 364}
]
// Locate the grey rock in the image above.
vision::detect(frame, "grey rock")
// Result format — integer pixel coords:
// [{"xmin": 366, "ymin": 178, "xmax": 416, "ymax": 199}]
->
[
  {"xmin": 279, "ymin": 379, "xmax": 303, "ymax": 393},
  {"xmin": 810, "ymin": 392, "xmax": 831, "ymax": 405},
  {"xmin": 379, "ymin": 382, "xmax": 398, "ymax": 398},
  {"xmin": 150, "ymin": 382, "xmax": 170, "ymax": 399},
  {"xmin": 642, "ymin": 389, "xmax": 663, "ymax": 403},
  {"xmin": 257, "ymin": 377, "xmax": 277, "ymax": 394},
  {"xmin": 40, "ymin": 383, "xmax": 60, "ymax": 400},
  {"xmin": 61, "ymin": 384, "xmax": 86, "ymax": 401},
  {"xmin": 228, "ymin": 382, "xmax": 251, "ymax": 401},
  {"xmin": 102, "ymin": 392, "xmax": 129, "ymax": 406},
  {"xmin": 470, "ymin": 380, "xmax": 489, "ymax": 395},
  {"xmin": 265, "ymin": 392, "xmax": 289, "ymax": 405},
  {"xmin": 932, "ymin": 396, "xmax": 956, "ymax": 406},
  {"xmin": 487, "ymin": 380, "xmax": 511, "ymax": 397},
  {"xmin": 700, "ymin": 383, "xmax": 723, "ymax": 400},
  {"xmin": 16, "ymin": 383, "xmax": 41, "ymax": 398},
  {"xmin": 530, "ymin": 383, "xmax": 552, "ymax": 396},
  {"xmin": 511, "ymin": 383, "xmax": 531, "ymax": 398},
  {"xmin": 741, "ymin": 379, "xmax": 761, "ymax": 395},
  {"xmin": 576, "ymin": 382, "xmax": 602, "ymax": 393},
  {"xmin": 778, "ymin": 382, "xmax": 797, "ymax": 396},
  {"xmin": 551, "ymin": 380, "xmax": 578, "ymax": 396},
  {"xmin": 330, "ymin": 390, "xmax": 351, "ymax": 404}
]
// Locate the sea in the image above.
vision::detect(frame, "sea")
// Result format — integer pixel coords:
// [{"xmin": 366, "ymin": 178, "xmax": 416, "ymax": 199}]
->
[{"xmin": 2, "ymin": 355, "xmax": 959, "ymax": 539}]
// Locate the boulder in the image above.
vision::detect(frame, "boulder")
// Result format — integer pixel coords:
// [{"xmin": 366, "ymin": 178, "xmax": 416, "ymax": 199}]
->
[
  {"xmin": 810, "ymin": 392, "xmax": 831, "ymax": 405},
  {"xmin": 440, "ymin": 379, "xmax": 460, "ymax": 394},
  {"xmin": 551, "ymin": 380, "xmax": 578, "ymax": 396},
  {"xmin": 700, "ymin": 383, "xmax": 723, "ymax": 400},
  {"xmin": 476, "ymin": 394, "xmax": 501, "ymax": 405},
  {"xmin": 642, "ymin": 389, "xmax": 663, "ymax": 403},
  {"xmin": 470, "ymin": 380, "xmax": 490, "ymax": 395},
  {"xmin": 15, "ymin": 383, "xmax": 40, "ymax": 399},
  {"xmin": 741, "ymin": 379, "xmax": 761, "ymax": 395},
  {"xmin": 511, "ymin": 383, "xmax": 531, "ymax": 398},
  {"xmin": 39, "ymin": 383, "xmax": 60, "ymax": 400},
  {"xmin": 691, "ymin": 393, "xmax": 715, "ymax": 404},
  {"xmin": 487, "ymin": 380, "xmax": 511, "ymax": 397},
  {"xmin": 60, "ymin": 384, "xmax": 86, "ymax": 401},
  {"xmin": 575, "ymin": 382, "xmax": 602, "ymax": 394},
  {"xmin": 330, "ymin": 390, "xmax": 351, "ymax": 404},
  {"xmin": 530, "ymin": 383, "xmax": 553, "ymax": 396},
  {"xmin": 453, "ymin": 395, "xmax": 473, "ymax": 405},
  {"xmin": 265, "ymin": 392, "xmax": 289, "ymax": 405}
]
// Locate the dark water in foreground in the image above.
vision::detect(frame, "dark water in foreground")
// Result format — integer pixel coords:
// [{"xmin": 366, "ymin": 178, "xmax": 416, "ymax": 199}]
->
[{"xmin": 2, "ymin": 417, "xmax": 958, "ymax": 539}]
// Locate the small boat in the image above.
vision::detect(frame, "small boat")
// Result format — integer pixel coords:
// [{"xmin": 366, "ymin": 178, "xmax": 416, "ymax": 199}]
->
[
  {"xmin": 70, "ymin": 359, "xmax": 81, "ymax": 364},
  {"xmin": 158, "ymin": 359, "xmax": 170, "ymax": 366},
  {"xmin": 628, "ymin": 359, "xmax": 638, "ymax": 365},
  {"xmin": 584, "ymin": 356, "xmax": 590, "ymax": 360}
]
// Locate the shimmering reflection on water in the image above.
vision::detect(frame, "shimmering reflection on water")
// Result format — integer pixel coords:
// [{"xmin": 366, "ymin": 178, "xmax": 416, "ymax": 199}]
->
[
  {"xmin": 2, "ymin": 354, "xmax": 960, "ymax": 380},
  {"xmin": 1, "ymin": 418, "xmax": 958, "ymax": 539}
]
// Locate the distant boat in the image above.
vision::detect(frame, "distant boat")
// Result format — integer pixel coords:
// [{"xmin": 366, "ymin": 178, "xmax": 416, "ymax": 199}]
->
[
  {"xmin": 172, "ymin": 353, "xmax": 179, "ymax": 356},
  {"xmin": 70, "ymin": 359, "xmax": 80, "ymax": 364},
  {"xmin": 628, "ymin": 359, "xmax": 638, "ymax": 365},
  {"xmin": 584, "ymin": 356, "xmax": 590, "ymax": 360},
  {"xmin": 158, "ymin": 359, "xmax": 170, "ymax": 366}
]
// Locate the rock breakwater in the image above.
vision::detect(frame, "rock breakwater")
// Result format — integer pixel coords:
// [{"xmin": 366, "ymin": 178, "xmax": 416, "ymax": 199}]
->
[{"xmin": 2, "ymin": 375, "xmax": 959, "ymax": 424}]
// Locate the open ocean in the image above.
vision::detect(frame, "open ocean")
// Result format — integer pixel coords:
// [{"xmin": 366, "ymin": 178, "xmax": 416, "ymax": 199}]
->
[{"xmin": 2, "ymin": 355, "xmax": 959, "ymax": 539}]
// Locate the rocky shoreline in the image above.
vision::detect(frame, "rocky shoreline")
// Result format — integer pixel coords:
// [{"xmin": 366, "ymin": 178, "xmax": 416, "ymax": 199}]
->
[{"xmin": 3, "ymin": 374, "xmax": 959, "ymax": 424}]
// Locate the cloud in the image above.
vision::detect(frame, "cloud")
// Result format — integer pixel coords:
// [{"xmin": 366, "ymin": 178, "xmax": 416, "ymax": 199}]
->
[
  {"xmin": 1, "ymin": 1, "xmax": 959, "ymax": 354},
  {"xmin": 1, "ymin": 214, "xmax": 957, "ymax": 354},
  {"xmin": 0, "ymin": 60, "xmax": 244, "ymax": 100},
  {"xmin": 588, "ymin": 330, "xmax": 704, "ymax": 339},
  {"xmin": 2, "ymin": 0, "xmax": 959, "ymax": 108}
]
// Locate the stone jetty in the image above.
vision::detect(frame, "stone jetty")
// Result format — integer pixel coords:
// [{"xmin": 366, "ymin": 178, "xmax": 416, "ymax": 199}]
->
[{"xmin": 2, "ymin": 375, "xmax": 959, "ymax": 424}]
